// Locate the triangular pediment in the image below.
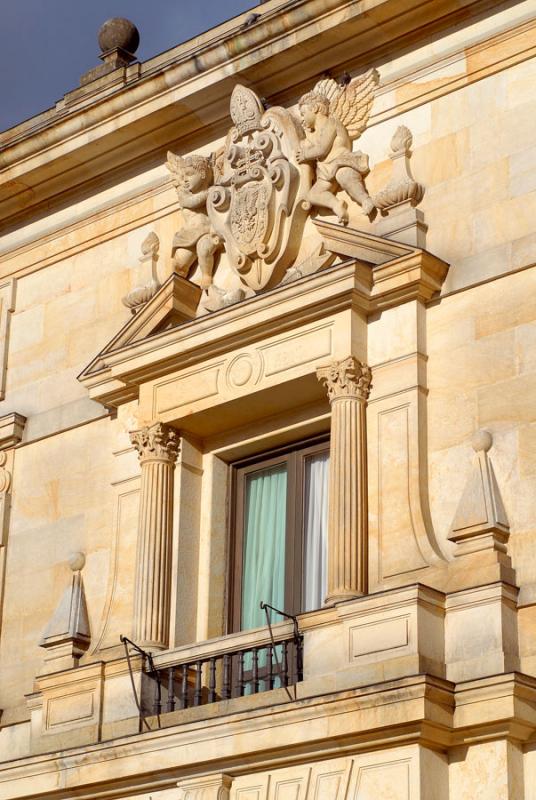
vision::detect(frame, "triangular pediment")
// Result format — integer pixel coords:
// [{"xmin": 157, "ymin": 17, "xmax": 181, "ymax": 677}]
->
[
  {"xmin": 79, "ymin": 273, "xmax": 201, "ymax": 379},
  {"xmin": 78, "ymin": 223, "xmax": 449, "ymax": 407},
  {"xmin": 313, "ymin": 219, "xmax": 414, "ymax": 264}
]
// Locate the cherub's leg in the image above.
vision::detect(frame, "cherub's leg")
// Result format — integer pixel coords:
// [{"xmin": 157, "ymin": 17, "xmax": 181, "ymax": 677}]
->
[
  {"xmin": 337, "ymin": 167, "xmax": 375, "ymax": 216},
  {"xmin": 308, "ymin": 179, "xmax": 348, "ymax": 225},
  {"xmin": 196, "ymin": 234, "xmax": 219, "ymax": 290},
  {"xmin": 173, "ymin": 248, "xmax": 196, "ymax": 278}
]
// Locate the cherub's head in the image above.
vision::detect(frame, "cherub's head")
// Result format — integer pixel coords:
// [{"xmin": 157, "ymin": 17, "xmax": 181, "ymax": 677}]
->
[
  {"xmin": 167, "ymin": 153, "xmax": 213, "ymax": 193},
  {"xmin": 298, "ymin": 91, "xmax": 330, "ymax": 129}
]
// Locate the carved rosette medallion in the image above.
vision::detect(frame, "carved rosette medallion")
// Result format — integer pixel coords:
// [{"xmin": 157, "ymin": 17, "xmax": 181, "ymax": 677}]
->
[
  {"xmin": 130, "ymin": 422, "xmax": 180, "ymax": 464},
  {"xmin": 225, "ymin": 351, "xmax": 261, "ymax": 391},
  {"xmin": 317, "ymin": 356, "xmax": 372, "ymax": 402}
]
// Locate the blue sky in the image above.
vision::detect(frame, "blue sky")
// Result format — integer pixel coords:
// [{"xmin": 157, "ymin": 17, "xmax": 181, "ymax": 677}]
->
[{"xmin": 0, "ymin": 0, "xmax": 256, "ymax": 132}]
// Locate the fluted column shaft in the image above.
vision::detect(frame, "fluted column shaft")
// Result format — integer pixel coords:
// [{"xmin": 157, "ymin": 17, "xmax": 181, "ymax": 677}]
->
[
  {"xmin": 130, "ymin": 422, "xmax": 179, "ymax": 650},
  {"xmin": 317, "ymin": 357, "xmax": 372, "ymax": 604}
]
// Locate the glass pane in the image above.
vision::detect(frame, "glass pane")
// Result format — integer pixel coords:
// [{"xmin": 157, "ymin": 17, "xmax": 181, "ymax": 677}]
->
[
  {"xmin": 241, "ymin": 463, "xmax": 287, "ymax": 631},
  {"xmin": 303, "ymin": 451, "xmax": 329, "ymax": 612}
]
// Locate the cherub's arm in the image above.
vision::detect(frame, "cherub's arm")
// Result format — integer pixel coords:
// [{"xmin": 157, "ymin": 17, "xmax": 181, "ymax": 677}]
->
[
  {"xmin": 176, "ymin": 188, "xmax": 209, "ymax": 210},
  {"xmin": 299, "ymin": 120, "xmax": 337, "ymax": 161}
]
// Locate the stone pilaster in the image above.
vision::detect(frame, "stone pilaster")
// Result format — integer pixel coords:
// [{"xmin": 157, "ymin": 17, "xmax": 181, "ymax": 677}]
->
[
  {"xmin": 317, "ymin": 356, "xmax": 372, "ymax": 604},
  {"xmin": 130, "ymin": 422, "xmax": 180, "ymax": 650}
]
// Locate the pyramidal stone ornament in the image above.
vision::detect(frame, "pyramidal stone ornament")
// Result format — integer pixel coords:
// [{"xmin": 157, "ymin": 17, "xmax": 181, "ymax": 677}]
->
[
  {"xmin": 40, "ymin": 552, "xmax": 90, "ymax": 672},
  {"xmin": 449, "ymin": 430, "xmax": 511, "ymax": 559}
]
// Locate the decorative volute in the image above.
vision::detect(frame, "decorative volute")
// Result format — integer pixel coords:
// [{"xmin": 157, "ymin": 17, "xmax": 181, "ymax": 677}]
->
[
  {"xmin": 122, "ymin": 231, "xmax": 161, "ymax": 313},
  {"xmin": 374, "ymin": 125, "xmax": 427, "ymax": 247},
  {"xmin": 40, "ymin": 552, "xmax": 90, "ymax": 672},
  {"xmin": 177, "ymin": 773, "xmax": 232, "ymax": 800},
  {"xmin": 374, "ymin": 125, "xmax": 424, "ymax": 211},
  {"xmin": 449, "ymin": 430, "xmax": 510, "ymax": 557}
]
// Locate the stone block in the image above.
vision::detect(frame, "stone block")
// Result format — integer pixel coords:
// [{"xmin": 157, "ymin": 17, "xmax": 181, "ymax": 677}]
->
[
  {"xmin": 29, "ymin": 662, "xmax": 104, "ymax": 753},
  {"xmin": 478, "ymin": 373, "xmax": 536, "ymax": 427},
  {"xmin": 518, "ymin": 423, "xmax": 536, "ymax": 479},
  {"xmin": 449, "ymin": 740, "xmax": 524, "ymax": 800},
  {"xmin": 303, "ymin": 585, "xmax": 445, "ymax": 685},
  {"xmin": 445, "ymin": 583, "xmax": 519, "ymax": 682},
  {"xmin": 9, "ymin": 305, "xmax": 44, "ymax": 354}
]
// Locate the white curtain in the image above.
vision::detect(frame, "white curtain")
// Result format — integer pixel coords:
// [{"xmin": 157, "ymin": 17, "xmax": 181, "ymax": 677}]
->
[{"xmin": 303, "ymin": 452, "xmax": 329, "ymax": 611}]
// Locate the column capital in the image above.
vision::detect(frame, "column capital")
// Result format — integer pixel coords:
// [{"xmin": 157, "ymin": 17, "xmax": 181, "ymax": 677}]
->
[
  {"xmin": 130, "ymin": 421, "xmax": 180, "ymax": 464},
  {"xmin": 317, "ymin": 356, "xmax": 372, "ymax": 402}
]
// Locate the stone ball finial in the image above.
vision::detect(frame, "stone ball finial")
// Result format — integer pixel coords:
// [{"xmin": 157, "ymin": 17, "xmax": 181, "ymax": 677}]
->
[
  {"xmin": 98, "ymin": 18, "xmax": 140, "ymax": 55},
  {"xmin": 68, "ymin": 552, "xmax": 86, "ymax": 572},
  {"xmin": 472, "ymin": 429, "xmax": 493, "ymax": 453}
]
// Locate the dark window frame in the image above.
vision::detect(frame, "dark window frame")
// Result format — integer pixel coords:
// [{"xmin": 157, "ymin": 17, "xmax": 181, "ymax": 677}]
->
[{"xmin": 228, "ymin": 435, "xmax": 329, "ymax": 633}]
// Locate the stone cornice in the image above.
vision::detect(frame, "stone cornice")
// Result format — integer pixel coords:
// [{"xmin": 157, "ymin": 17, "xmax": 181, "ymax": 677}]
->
[
  {"xmin": 78, "ymin": 236, "xmax": 448, "ymax": 408},
  {"xmin": 3, "ymin": 673, "xmax": 536, "ymax": 799},
  {"xmin": 0, "ymin": 0, "xmax": 492, "ymax": 226}
]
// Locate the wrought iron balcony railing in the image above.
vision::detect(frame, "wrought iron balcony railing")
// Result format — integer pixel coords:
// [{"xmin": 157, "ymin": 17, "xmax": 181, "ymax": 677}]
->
[{"xmin": 124, "ymin": 621, "xmax": 304, "ymax": 719}]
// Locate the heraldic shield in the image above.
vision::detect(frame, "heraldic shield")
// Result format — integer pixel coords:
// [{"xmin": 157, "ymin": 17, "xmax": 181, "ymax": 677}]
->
[{"xmin": 207, "ymin": 85, "xmax": 313, "ymax": 292}]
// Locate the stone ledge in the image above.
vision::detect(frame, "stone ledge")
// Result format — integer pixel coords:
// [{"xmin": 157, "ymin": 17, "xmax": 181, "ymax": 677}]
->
[
  {"xmin": 5, "ymin": 672, "xmax": 536, "ymax": 799},
  {"xmin": 0, "ymin": 0, "xmax": 488, "ymax": 225}
]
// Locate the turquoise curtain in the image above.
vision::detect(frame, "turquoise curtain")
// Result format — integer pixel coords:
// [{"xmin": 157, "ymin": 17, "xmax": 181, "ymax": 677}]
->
[{"xmin": 241, "ymin": 464, "xmax": 287, "ymax": 631}]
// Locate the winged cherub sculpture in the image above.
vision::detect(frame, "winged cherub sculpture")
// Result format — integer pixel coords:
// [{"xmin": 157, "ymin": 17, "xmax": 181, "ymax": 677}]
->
[
  {"xmin": 295, "ymin": 69, "xmax": 379, "ymax": 224},
  {"xmin": 166, "ymin": 153, "xmax": 221, "ymax": 290}
]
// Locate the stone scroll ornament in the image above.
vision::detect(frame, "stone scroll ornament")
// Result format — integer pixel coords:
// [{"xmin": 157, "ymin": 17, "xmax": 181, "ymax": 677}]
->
[
  {"xmin": 122, "ymin": 231, "xmax": 161, "ymax": 313},
  {"xmin": 165, "ymin": 71, "xmax": 379, "ymax": 297},
  {"xmin": 373, "ymin": 125, "xmax": 424, "ymax": 210}
]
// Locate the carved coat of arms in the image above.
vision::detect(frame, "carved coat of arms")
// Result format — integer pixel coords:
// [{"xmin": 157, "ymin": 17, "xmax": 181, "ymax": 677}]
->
[
  {"xmin": 207, "ymin": 85, "xmax": 312, "ymax": 291},
  {"xmin": 154, "ymin": 70, "xmax": 423, "ymax": 311}
]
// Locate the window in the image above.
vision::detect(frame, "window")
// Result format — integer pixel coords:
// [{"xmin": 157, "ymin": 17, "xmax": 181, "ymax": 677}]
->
[{"xmin": 230, "ymin": 438, "xmax": 330, "ymax": 632}]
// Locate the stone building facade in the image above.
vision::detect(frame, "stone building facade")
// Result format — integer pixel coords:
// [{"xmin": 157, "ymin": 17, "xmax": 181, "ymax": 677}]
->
[{"xmin": 0, "ymin": 0, "xmax": 536, "ymax": 797}]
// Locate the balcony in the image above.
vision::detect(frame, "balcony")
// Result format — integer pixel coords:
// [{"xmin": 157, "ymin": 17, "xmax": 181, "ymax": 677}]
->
[
  {"xmin": 141, "ymin": 622, "xmax": 303, "ymax": 719},
  {"xmin": 27, "ymin": 583, "xmax": 490, "ymax": 753}
]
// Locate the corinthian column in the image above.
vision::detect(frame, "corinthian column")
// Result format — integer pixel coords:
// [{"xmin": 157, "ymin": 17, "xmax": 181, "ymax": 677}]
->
[
  {"xmin": 130, "ymin": 422, "xmax": 180, "ymax": 650},
  {"xmin": 317, "ymin": 356, "xmax": 372, "ymax": 604}
]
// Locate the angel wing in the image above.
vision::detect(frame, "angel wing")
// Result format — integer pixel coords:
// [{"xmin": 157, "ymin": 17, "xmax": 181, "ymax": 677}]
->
[
  {"xmin": 313, "ymin": 68, "xmax": 379, "ymax": 140},
  {"xmin": 166, "ymin": 151, "xmax": 184, "ymax": 177}
]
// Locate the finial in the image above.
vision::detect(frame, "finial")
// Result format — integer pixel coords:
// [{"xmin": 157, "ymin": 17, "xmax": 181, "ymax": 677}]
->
[
  {"xmin": 472, "ymin": 429, "xmax": 492, "ymax": 453},
  {"xmin": 80, "ymin": 18, "xmax": 140, "ymax": 87},
  {"xmin": 98, "ymin": 18, "xmax": 140, "ymax": 56},
  {"xmin": 68, "ymin": 551, "xmax": 86, "ymax": 572}
]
